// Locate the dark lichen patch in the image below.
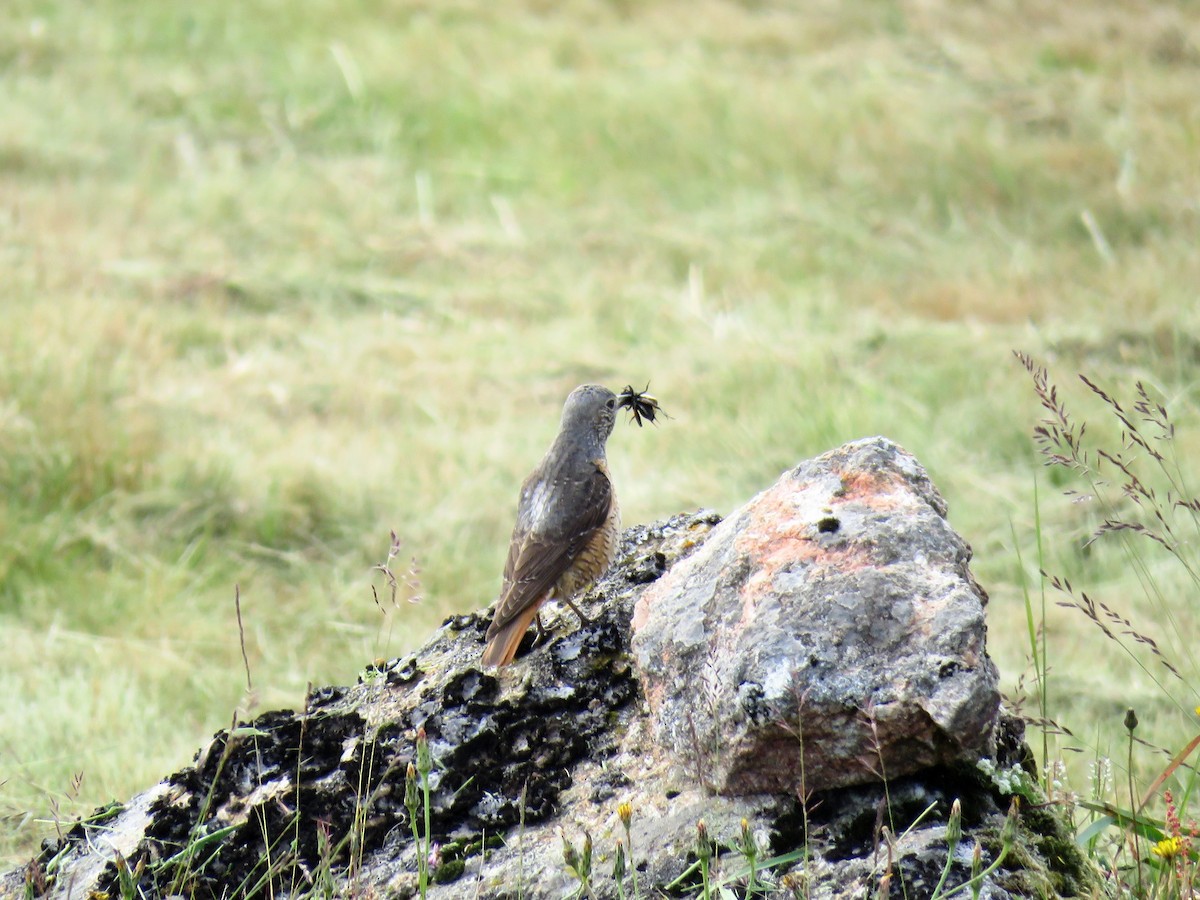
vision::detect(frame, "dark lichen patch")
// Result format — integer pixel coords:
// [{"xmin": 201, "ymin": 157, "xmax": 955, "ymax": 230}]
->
[
  {"xmin": 385, "ymin": 655, "xmax": 424, "ymax": 685},
  {"xmin": 306, "ymin": 684, "xmax": 349, "ymax": 707},
  {"xmin": 440, "ymin": 669, "xmax": 499, "ymax": 707},
  {"xmin": 590, "ymin": 768, "xmax": 633, "ymax": 804},
  {"xmin": 444, "ymin": 657, "xmax": 638, "ymax": 832},
  {"xmin": 817, "ymin": 516, "xmax": 840, "ymax": 534},
  {"xmin": 888, "ymin": 853, "xmax": 976, "ymax": 899},
  {"xmin": 105, "ymin": 709, "xmax": 373, "ymax": 898},
  {"xmin": 441, "ymin": 613, "xmax": 478, "ymax": 631},
  {"xmin": 626, "ymin": 550, "xmax": 667, "ymax": 583},
  {"xmin": 993, "ymin": 714, "xmax": 1038, "ymax": 778},
  {"xmin": 762, "ymin": 763, "xmax": 1099, "ymax": 898},
  {"xmin": 766, "ymin": 795, "xmax": 812, "ymax": 858},
  {"xmin": 814, "ymin": 770, "xmax": 990, "ymax": 862}
]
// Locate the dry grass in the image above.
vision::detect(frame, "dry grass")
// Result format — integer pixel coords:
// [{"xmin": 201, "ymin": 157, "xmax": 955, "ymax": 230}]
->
[{"xmin": 1, "ymin": 0, "xmax": 1198, "ymax": 865}]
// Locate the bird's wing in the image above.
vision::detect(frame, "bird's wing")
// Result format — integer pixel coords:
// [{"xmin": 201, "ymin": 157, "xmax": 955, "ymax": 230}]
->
[{"xmin": 487, "ymin": 460, "xmax": 612, "ymax": 639}]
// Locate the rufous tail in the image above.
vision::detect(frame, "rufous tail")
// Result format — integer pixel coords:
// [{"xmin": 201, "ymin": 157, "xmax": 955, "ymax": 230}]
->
[{"xmin": 481, "ymin": 603, "xmax": 543, "ymax": 667}]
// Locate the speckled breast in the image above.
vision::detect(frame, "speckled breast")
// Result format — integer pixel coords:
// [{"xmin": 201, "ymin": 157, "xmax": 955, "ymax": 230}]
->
[{"xmin": 556, "ymin": 491, "xmax": 620, "ymax": 600}]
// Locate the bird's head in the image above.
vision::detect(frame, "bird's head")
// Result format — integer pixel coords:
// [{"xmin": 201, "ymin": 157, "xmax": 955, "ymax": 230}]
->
[{"xmin": 560, "ymin": 384, "xmax": 618, "ymax": 445}]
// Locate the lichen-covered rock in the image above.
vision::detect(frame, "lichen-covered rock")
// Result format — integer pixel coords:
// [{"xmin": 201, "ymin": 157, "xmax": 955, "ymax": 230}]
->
[
  {"xmin": 631, "ymin": 437, "xmax": 1001, "ymax": 796},
  {"xmin": 0, "ymin": 442, "xmax": 1098, "ymax": 900}
]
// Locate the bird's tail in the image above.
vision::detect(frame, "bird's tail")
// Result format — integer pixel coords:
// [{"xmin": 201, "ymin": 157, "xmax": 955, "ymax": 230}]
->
[{"xmin": 481, "ymin": 603, "xmax": 543, "ymax": 667}]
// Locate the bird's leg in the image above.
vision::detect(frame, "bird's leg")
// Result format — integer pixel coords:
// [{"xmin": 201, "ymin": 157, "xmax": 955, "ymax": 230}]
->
[
  {"xmin": 560, "ymin": 595, "xmax": 593, "ymax": 626},
  {"xmin": 533, "ymin": 613, "xmax": 547, "ymax": 643}
]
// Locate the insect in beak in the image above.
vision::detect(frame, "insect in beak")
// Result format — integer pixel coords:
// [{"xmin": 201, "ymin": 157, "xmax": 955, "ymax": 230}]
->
[{"xmin": 616, "ymin": 383, "xmax": 668, "ymax": 427}]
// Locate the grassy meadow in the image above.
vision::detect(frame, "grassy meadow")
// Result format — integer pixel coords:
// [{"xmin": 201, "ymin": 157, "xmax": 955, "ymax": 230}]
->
[{"xmin": 2, "ymin": 0, "xmax": 1199, "ymax": 875}]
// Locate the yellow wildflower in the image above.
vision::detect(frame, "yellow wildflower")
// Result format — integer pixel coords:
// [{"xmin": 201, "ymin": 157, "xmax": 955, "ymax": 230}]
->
[
  {"xmin": 1152, "ymin": 836, "xmax": 1184, "ymax": 859},
  {"xmin": 617, "ymin": 801, "xmax": 633, "ymax": 829}
]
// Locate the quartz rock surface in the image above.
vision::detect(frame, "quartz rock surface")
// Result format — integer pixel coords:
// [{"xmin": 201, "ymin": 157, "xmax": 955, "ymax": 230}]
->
[{"xmin": 632, "ymin": 437, "xmax": 1001, "ymax": 796}]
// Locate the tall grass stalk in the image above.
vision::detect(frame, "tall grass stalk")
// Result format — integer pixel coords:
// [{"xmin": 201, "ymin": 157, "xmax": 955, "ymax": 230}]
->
[{"xmin": 1016, "ymin": 353, "xmax": 1200, "ymax": 895}]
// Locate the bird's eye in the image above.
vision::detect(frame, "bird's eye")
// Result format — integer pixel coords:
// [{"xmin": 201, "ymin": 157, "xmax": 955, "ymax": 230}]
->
[{"xmin": 606, "ymin": 398, "xmax": 615, "ymax": 409}]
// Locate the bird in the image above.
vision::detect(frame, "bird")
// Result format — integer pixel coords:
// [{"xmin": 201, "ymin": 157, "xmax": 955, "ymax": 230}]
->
[{"xmin": 482, "ymin": 384, "xmax": 622, "ymax": 668}]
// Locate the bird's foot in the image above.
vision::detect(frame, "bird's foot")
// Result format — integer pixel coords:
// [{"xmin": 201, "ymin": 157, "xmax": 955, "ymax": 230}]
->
[
  {"xmin": 530, "ymin": 613, "xmax": 548, "ymax": 647},
  {"xmin": 560, "ymin": 596, "xmax": 593, "ymax": 626}
]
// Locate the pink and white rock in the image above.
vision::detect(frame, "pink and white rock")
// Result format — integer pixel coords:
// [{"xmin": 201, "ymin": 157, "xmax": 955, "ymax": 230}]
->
[{"xmin": 632, "ymin": 437, "xmax": 1000, "ymax": 795}]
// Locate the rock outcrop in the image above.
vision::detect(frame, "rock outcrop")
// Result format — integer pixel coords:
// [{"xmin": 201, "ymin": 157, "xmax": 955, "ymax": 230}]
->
[
  {"xmin": 632, "ymin": 438, "xmax": 1000, "ymax": 796},
  {"xmin": 1, "ymin": 438, "xmax": 1098, "ymax": 899}
]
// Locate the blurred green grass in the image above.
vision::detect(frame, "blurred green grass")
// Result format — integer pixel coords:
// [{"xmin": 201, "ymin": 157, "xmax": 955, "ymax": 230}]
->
[{"xmin": 2, "ymin": 0, "xmax": 1198, "ymax": 864}]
